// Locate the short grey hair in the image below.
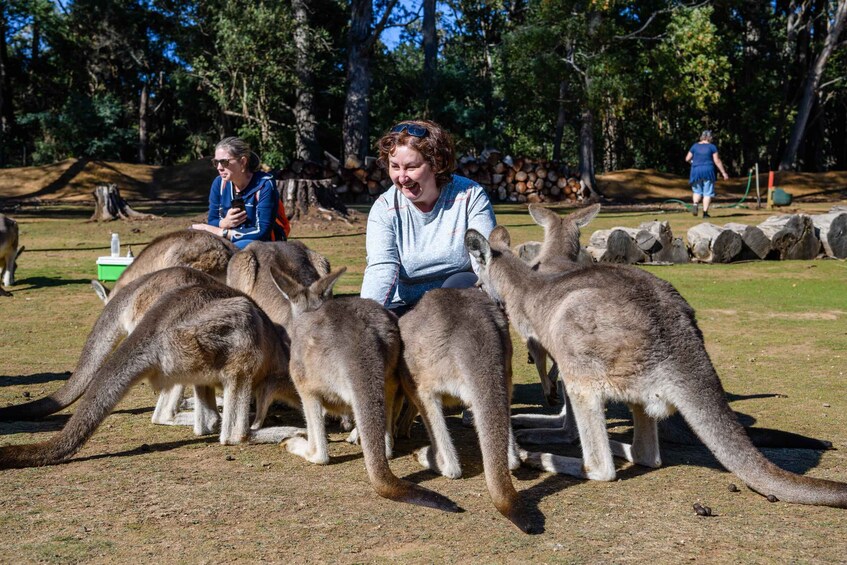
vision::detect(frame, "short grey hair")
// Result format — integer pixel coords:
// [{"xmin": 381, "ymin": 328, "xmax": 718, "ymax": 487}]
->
[
  {"xmin": 215, "ymin": 136, "xmax": 260, "ymax": 171},
  {"xmin": 700, "ymin": 130, "xmax": 713, "ymax": 142}
]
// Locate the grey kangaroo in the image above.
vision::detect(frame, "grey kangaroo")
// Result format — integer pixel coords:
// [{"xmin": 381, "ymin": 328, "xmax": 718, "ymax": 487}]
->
[
  {"xmin": 0, "ymin": 269, "xmax": 295, "ymax": 469},
  {"xmin": 465, "ymin": 218, "xmax": 847, "ymax": 508},
  {"xmin": 1, "ymin": 239, "xmax": 326, "ymax": 433},
  {"xmin": 512, "ymin": 204, "xmax": 832, "ymax": 451},
  {"xmin": 398, "ymin": 287, "xmax": 538, "ymax": 533},
  {"xmin": 272, "ymin": 267, "xmax": 462, "ymax": 513}
]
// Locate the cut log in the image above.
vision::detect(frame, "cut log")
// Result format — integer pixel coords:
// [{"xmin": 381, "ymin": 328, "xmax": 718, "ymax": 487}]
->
[
  {"xmin": 723, "ymin": 223, "xmax": 772, "ymax": 261},
  {"xmin": 757, "ymin": 214, "xmax": 820, "ymax": 260},
  {"xmin": 587, "ymin": 229, "xmax": 648, "ymax": 263},
  {"xmin": 638, "ymin": 220, "xmax": 689, "ymax": 263},
  {"xmin": 686, "ymin": 223, "xmax": 743, "ymax": 263},
  {"xmin": 89, "ymin": 184, "xmax": 158, "ymax": 222},
  {"xmin": 811, "ymin": 212, "xmax": 847, "ymax": 259}
]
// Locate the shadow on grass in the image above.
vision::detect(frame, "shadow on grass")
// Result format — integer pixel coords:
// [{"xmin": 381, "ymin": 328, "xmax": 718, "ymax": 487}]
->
[
  {"xmin": 70, "ymin": 436, "xmax": 220, "ymax": 464},
  {"xmin": 0, "ymin": 372, "xmax": 70, "ymax": 387}
]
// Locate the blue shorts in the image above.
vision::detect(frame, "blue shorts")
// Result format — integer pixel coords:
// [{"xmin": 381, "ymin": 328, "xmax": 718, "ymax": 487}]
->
[{"xmin": 692, "ymin": 179, "xmax": 715, "ymax": 198}]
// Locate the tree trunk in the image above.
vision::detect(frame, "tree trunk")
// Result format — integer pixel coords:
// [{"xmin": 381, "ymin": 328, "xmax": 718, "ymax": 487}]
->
[
  {"xmin": 343, "ymin": 0, "xmax": 374, "ymax": 167},
  {"xmin": 687, "ymin": 223, "xmax": 743, "ymax": 263},
  {"xmin": 139, "ymin": 81, "xmax": 149, "ymax": 164},
  {"xmin": 281, "ymin": 179, "xmax": 350, "ymax": 223},
  {"xmin": 0, "ymin": 7, "xmax": 14, "ymax": 166},
  {"xmin": 422, "ymin": 0, "xmax": 437, "ymax": 104},
  {"xmin": 578, "ymin": 105, "xmax": 599, "ymax": 200},
  {"xmin": 293, "ymin": 0, "xmax": 323, "ymax": 163},
  {"xmin": 552, "ymin": 80, "xmax": 567, "ymax": 162},
  {"xmin": 89, "ymin": 184, "xmax": 158, "ymax": 222},
  {"xmin": 779, "ymin": 0, "xmax": 847, "ymax": 170},
  {"xmin": 723, "ymin": 223, "xmax": 772, "ymax": 260},
  {"xmin": 811, "ymin": 211, "xmax": 847, "ymax": 258},
  {"xmin": 757, "ymin": 214, "xmax": 820, "ymax": 259}
]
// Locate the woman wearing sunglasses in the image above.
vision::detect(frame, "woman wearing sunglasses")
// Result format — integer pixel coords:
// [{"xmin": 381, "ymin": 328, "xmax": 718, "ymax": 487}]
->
[
  {"xmin": 360, "ymin": 119, "xmax": 496, "ymax": 314},
  {"xmin": 191, "ymin": 136, "xmax": 279, "ymax": 249}
]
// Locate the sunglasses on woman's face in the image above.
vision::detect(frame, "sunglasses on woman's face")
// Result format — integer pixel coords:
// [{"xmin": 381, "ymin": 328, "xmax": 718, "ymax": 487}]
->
[
  {"xmin": 390, "ymin": 123, "xmax": 428, "ymax": 137},
  {"xmin": 211, "ymin": 158, "xmax": 236, "ymax": 168}
]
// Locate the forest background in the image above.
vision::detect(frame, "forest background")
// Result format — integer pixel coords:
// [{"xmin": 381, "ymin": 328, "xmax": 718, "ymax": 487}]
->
[{"xmin": 0, "ymin": 0, "xmax": 845, "ymax": 197}]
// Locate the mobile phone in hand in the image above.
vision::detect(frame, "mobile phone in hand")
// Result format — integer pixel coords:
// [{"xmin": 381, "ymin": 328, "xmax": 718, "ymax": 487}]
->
[{"xmin": 231, "ymin": 197, "xmax": 245, "ymax": 212}]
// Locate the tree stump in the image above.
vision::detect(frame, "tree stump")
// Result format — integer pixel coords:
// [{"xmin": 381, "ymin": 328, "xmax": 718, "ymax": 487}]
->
[
  {"xmin": 280, "ymin": 178, "xmax": 351, "ymax": 223},
  {"xmin": 686, "ymin": 223, "xmax": 743, "ymax": 263},
  {"xmin": 638, "ymin": 220, "xmax": 689, "ymax": 263},
  {"xmin": 723, "ymin": 223, "xmax": 772, "ymax": 261},
  {"xmin": 811, "ymin": 212, "xmax": 847, "ymax": 259},
  {"xmin": 90, "ymin": 184, "xmax": 158, "ymax": 222},
  {"xmin": 587, "ymin": 229, "xmax": 648, "ymax": 263},
  {"xmin": 757, "ymin": 214, "xmax": 820, "ymax": 260}
]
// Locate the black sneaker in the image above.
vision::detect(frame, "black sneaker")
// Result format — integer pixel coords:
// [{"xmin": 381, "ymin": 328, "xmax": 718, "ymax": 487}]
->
[
  {"xmin": 692, "ymin": 204, "xmax": 699, "ymax": 216},
  {"xmin": 703, "ymin": 211, "xmax": 710, "ymax": 218}
]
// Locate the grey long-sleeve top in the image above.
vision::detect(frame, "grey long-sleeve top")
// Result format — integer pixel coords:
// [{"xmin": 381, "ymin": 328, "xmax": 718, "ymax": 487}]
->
[{"xmin": 360, "ymin": 175, "xmax": 496, "ymax": 308}]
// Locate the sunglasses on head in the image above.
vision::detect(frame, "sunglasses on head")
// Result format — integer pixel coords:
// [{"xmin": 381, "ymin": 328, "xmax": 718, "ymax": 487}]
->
[
  {"xmin": 390, "ymin": 123, "xmax": 428, "ymax": 137},
  {"xmin": 210, "ymin": 158, "xmax": 237, "ymax": 167}
]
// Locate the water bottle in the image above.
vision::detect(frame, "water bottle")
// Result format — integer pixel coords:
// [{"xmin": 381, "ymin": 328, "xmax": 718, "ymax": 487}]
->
[{"xmin": 110, "ymin": 233, "xmax": 120, "ymax": 257}]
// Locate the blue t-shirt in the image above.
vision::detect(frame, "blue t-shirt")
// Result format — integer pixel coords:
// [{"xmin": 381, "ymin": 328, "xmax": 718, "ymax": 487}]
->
[
  {"xmin": 207, "ymin": 173, "xmax": 278, "ymax": 249},
  {"xmin": 688, "ymin": 143, "xmax": 717, "ymax": 184}
]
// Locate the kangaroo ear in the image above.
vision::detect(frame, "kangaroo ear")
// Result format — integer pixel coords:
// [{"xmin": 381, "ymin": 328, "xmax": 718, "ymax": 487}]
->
[
  {"xmin": 465, "ymin": 229, "xmax": 491, "ymax": 264},
  {"xmin": 311, "ymin": 266, "xmax": 347, "ymax": 300},
  {"xmin": 489, "ymin": 225, "xmax": 511, "ymax": 249},
  {"xmin": 571, "ymin": 203, "xmax": 601, "ymax": 228},
  {"xmin": 269, "ymin": 265, "xmax": 301, "ymax": 302},
  {"xmin": 528, "ymin": 204, "xmax": 558, "ymax": 227}
]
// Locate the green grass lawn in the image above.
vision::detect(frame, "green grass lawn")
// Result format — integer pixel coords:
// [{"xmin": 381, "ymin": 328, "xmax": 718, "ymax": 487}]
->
[{"xmin": 1, "ymin": 202, "xmax": 845, "ymax": 563}]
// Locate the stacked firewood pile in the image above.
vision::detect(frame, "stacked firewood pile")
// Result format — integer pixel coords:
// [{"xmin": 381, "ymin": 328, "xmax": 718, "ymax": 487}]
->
[
  {"xmin": 586, "ymin": 208, "xmax": 847, "ymax": 265},
  {"xmin": 271, "ymin": 152, "xmax": 583, "ymax": 204}
]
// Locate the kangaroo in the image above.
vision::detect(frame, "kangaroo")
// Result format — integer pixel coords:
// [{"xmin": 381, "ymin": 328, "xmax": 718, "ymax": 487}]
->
[
  {"xmin": 465, "ymin": 222, "xmax": 847, "ymax": 507},
  {"xmin": 92, "ymin": 229, "xmax": 237, "ymax": 304},
  {"xmin": 397, "ymin": 287, "xmax": 538, "ymax": 533},
  {"xmin": 272, "ymin": 267, "xmax": 462, "ymax": 514},
  {"xmin": 1, "ymin": 241, "xmax": 327, "ymax": 438},
  {"xmin": 512, "ymin": 204, "xmax": 832, "ymax": 451},
  {"xmin": 0, "ymin": 270, "xmax": 298, "ymax": 469},
  {"xmin": 0, "ymin": 214, "xmax": 25, "ymax": 297}
]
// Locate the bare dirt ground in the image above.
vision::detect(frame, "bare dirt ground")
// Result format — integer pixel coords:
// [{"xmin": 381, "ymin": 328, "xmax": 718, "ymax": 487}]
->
[{"xmin": 1, "ymin": 159, "xmax": 845, "ymax": 205}]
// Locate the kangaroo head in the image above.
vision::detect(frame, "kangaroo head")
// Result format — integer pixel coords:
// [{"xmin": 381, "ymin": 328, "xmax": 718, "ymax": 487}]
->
[
  {"xmin": 466, "ymin": 227, "xmax": 511, "ymax": 305},
  {"xmin": 270, "ymin": 266, "xmax": 347, "ymax": 317},
  {"xmin": 527, "ymin": 203, "xmax": 600, "ymax": 264}
]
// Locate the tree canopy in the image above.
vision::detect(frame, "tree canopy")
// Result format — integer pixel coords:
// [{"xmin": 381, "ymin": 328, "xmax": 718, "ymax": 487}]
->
[{"xmin": 1, "ymin": 0, "xmax": 845, "ymax": 178}]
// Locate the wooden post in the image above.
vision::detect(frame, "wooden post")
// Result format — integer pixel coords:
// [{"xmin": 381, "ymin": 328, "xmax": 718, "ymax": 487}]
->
[
  {"xmin": 754, "ymin": 163, "xmax": 761, "ymax": 209},
  {"xmin": 766, "ymin": 171, "xmax": 774, "ymax": 209}
]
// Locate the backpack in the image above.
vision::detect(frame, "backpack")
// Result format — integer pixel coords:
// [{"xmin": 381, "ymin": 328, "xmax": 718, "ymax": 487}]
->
[{"xmin": 267, "ymin": 191, "xmax": 292, "ymax": 241}]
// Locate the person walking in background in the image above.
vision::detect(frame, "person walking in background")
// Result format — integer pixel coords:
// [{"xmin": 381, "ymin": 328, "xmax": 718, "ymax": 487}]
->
[
  {"xmin": 191, "ymin": 136, "xmax": 280, "ymax": 248},
  {"xmin": 686, "ymin": 130, "xmax": 729, "ymax": 218},
  {"xmin": 360, "ymin": 119, "xmax": 496, "ymax": 315}
]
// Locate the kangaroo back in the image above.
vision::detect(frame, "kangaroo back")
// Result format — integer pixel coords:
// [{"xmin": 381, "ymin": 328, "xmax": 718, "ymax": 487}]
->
[
  {"xmin": 105, "ymin": 229, "xmax": 236, "ymax": 302},
  {"xmin": 400, "ymin": 288, "xmax": 538, "ymax": 533}
]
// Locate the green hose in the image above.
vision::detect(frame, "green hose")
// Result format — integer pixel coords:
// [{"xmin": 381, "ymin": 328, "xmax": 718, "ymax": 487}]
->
[{"xmin": 665, "ymin": 168, "xmax": 754, "ymax": 211}]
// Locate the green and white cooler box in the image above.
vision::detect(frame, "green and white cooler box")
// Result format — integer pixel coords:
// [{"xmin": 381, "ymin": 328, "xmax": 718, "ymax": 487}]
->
[{"xmin": 96, "ymin": 256, "xmax": 134, "ymax": 281}]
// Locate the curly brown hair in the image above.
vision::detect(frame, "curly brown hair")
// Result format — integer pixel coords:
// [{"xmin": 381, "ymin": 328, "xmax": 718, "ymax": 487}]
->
[{"xmin": 376, "ymin": 120, "xmax": 457, "ymax": 189}]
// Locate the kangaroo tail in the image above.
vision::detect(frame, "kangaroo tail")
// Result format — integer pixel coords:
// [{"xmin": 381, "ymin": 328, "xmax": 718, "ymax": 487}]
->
[
  {"xmin": 0, "ymin": 296, "xmax": 128, "ymax": 422},
  {"xmin": 468, "ymin": 372, "xmax": 540, "ymax": 534},
  {"xmin": 671, "ymin": 372, "xmax": 847, "ymax": 508},
  {"xmin": 0, "ymin": 331, "xmax": 158, "ymax": 469},
  {"xmin": 351, "ymin": 366, "xmax": 462, "ymax": 514}
]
